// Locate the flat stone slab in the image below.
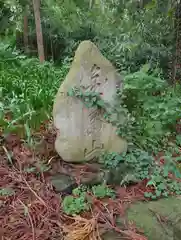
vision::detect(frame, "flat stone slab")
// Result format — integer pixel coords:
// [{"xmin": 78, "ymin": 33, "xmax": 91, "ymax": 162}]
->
[{"xmin": 126, "ymin": 197, "xmax": 181, "ymax": 240}]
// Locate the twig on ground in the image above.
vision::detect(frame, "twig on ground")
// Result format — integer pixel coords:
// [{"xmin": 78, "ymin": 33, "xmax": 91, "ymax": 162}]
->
[
  {"xmin": 149, "ymin": 208, "xmax": 170, "ymax": 235},
  {"xmin": 22, "ymin": 176, "xmax": 47, "ymax": 207},
  {"xmin": 18, "ymin": 199, "xmax": 35, "ymax": 240}
]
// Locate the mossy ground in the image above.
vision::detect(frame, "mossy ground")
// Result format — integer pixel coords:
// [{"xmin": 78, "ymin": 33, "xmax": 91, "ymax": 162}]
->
[{"xmin": 127, "ymin": 197, "xmax": 181, "ymax": 240}]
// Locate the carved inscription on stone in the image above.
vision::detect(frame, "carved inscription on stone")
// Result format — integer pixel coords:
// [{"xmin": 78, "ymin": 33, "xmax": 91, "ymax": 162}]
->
[
  {"xmin": 80, "ymin": 63, "xmax": 102, "ymax": 92},
  {"xmin": 90, "ymin": 64, "xmax": 101, "ymax": 86},
  {"xmin": 84, "ymin": 108, "xmax": 103, "ymax": 158},
  {"xmin": 81, "ymin": 63, "xmax": 103, "ymax": 158}
]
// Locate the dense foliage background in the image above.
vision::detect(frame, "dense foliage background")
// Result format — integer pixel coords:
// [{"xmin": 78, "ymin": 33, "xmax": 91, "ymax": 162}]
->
[
  {"xmin": 0, "ymin": 0, "xmax": 177, "ymax": 72},
  {"xmin": 0, "ymin": 0, "xmax": 181, "ymax": 149}
]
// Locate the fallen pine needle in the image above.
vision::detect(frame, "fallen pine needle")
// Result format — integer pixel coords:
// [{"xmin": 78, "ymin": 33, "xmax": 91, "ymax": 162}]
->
[
  {"xmin": 63, "ymin": 216, "xmax": 101, "ymax": 240},
  {"xmin": 22, "ymin": 176, "xmax": 47, "ymax": 207}
]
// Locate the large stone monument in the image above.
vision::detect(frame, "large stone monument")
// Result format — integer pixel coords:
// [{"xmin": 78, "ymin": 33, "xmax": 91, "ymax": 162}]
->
[{"xmin": 53, "ymin": 40, "xmax": 127, "ymax": 163}]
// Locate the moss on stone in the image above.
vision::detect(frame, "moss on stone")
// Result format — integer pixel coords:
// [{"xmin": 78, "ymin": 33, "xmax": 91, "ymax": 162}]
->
[{"xmin": 127, "ymin": 197, "xmax": 181, "ymax": 240}]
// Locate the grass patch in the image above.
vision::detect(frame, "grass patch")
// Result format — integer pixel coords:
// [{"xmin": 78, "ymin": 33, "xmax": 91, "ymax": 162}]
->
[{"xmin": 0, "ymin": 45, "xmax": 69, "ymax": 136}]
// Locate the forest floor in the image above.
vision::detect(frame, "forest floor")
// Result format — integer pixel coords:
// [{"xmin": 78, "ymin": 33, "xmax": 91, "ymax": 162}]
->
[
  {"xmin": 1, "ymin": 120, "xmax": 181, "ymax": 240},
  {"xmin": 0, "ymin": 119, "xmax": 155, "ymax": 240}
]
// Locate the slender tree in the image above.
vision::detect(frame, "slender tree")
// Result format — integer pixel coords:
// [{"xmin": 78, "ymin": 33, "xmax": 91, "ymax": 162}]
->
[
  {"xmin": 32, "ymin": 0, "xmax": 45, "ymax": 63},
  {"xmin": 23, "ymin": 4, "xmax": 29, "ymax": 53},
  {"xmin": 173, "ymin": 0, "xmax": 181, "ymax": 83}
]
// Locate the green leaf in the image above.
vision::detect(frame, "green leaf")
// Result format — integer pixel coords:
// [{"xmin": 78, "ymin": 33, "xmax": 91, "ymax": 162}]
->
[
  {"xmin": 144, "ymin": 192, "xmax": 152, "ymax": 198},
  {"xmin": 141, "ymin": 64, "xmax": 150, "ymax": 73},
  {"xmin": 24, "ymin": 167, "xmax": 36, "ymax": 173},
  {"xmin": 155, "ymin": 190, "xmax": 161, "ymax": 197},
  {"xmin": 84, "ymin": 92, "xmax": 91, "ymax": 97},
  {"xmin": 92, "ymin": 97, "xmax": 97, "ymax": 102},
  {"xmin": 151, "ymin": 195, "xmax": 157, "ymax": 200},
  {"xmin": 85, "ymin": 97, "xmax": 89, "ymax": 102},
  {"xmin": 162, "ymin": 192, "xmax": 169, "ymax": 197},
  {"xmin": 67, "ymin": 89, "xmax": 74, "ymax": 97},
  {"xmin": 174, "ymin": 169, "xmax": 181, "ymax": 179},
  {"xmin": 146, "ymin": 180, "xmax": 156, "ymax": 188},
  {"xmin": 176, "ymin": 191, "xmax": 181, "ymax": 195},
  {"xmin": 97, "ymin": 100, "xmax": 105, "ymax": 107},
  {"xmin": 0, "ymin": 188, "xmax": 15, "ymax": 196},
  {"xmin": 157, "ymin": 183, "xmax": 166, "ymax": 190},
  {"xmin": 115, "ymin": 154, "xmax": 124, "ymax": 162}
]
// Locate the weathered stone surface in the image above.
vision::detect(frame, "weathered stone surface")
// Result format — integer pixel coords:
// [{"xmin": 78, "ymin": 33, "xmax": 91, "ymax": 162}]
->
[
  {"xmin": 50, "ymin": 174, "xmax": 77, "ymax": 195},
  {"xmin": 174, "ymin": 219, "xmax": 181, "ymax": 240},
  {"xmin": 79, "ymin": 171, "xmax": 104, "ymax": 186},
  {"xmin": 49, "ymin": 171, "xmax": 104, "ymax": 194},
  {"xmin": 127, "ymin": 197, "xmax": 181, "ymax": 240},
  {"xmin": 102, "ymin": 231, "xmax": 124, "ymax": 240},
  {"xmin": 104, "ymin": 163, "xmax": 140, "ymax": 185},
  {"xmin": 53, "ymin": 40, "xmax": 127, "ymax": 163}
]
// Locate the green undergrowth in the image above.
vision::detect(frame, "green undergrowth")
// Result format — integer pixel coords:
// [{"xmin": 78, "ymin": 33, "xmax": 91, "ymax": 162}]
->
[
  {"xmin": 68, "ymin": 64, "xmax": 181, "ymax": 151},
  {"xmin": 62, "ymin": 184, "xmax": 115, "ymax": 216},
  {"xmin": 62, "ymin": 146, "xmax": 181, "ymax": 216},
  {"xmin": 100, "ymin": 147, "xmax": 181, "ymax": 199},
  {"xmin": 23, "ymin": 161, "xmax": 51, "ymax": 175},
  {"xmin": 68, "ymin": 65, "xmax": 181, "ymax": 201},
  {"xmin": 0, "ymin": 44, "xmax": 69, "ymax": 138},
  {"xmin": 100, "ymin": 149, "xmax": 154, "ymax": 181},
  {"xmin": 0, "ymin": 187, "xmax": 15, "ymax": 197}
]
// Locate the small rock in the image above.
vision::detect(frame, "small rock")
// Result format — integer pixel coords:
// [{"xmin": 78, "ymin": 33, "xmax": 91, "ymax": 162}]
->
[
  {"xmin": 80, "ymin": 171, "xmax": 105, "ymax": 186},
  {"xmin": 102, "ymin": 163, "xmax": 139, "ymax": 186},
  {"xmin": 49, "ymin": 174, "xmax": 77, "ymax": 195}
]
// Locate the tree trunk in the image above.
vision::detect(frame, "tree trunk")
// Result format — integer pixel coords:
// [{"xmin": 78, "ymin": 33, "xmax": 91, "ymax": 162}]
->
[
  {"xmin": 89, "ymin": 0, "xmax": 93, "ymax": 9},
  {"xmin": 23, "ymin": 5, "xmax": 29, "ymax": 54},
  {"xmin": 32, "ymin": 0, "xmax": 45, "ymax": 63},
  {"xmin": 172, "ymin": 1, "xmax": 181, "ymax": 84}
]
